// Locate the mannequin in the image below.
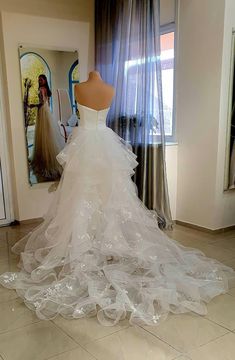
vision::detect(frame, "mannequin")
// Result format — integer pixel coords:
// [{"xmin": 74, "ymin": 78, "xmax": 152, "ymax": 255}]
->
[
  {"xmin": 74, "ymin": 71, "xmax": 115, "ymax": 110},
  {"xmin": 74, "ymin": 71, "xmax": 115, "ymax": 262}
]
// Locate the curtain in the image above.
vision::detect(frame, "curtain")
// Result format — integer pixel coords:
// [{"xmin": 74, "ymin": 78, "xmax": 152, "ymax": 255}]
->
[{"xmin": 95, "ymin": 0, "xmax": 173, "ymax": 229}]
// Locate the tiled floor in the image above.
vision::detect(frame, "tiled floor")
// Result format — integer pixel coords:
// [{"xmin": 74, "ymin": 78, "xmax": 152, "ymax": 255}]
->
[{"xmin": 0, "ymin": 223, "xmax": 234, "ymax": 360}]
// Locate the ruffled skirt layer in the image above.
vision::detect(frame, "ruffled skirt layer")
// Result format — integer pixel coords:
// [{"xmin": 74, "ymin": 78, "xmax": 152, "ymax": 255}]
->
[{"xmin": 1, "ymin": 127, "xmax": 235, "ymax": 326}]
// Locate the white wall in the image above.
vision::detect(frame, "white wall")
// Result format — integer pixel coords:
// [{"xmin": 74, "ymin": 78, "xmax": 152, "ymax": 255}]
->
[
  {"xmin": 1, "ymin": 11, "xmax": 93, "ymax": 220},
  {"xmin": 160, "ymin": 0, "xmax": 175, "ymax": 25},
  {"xmin": 0, "ymin": 0, "xmax": 93, "ymax": 22},
  {"xmin": 176, "ymin": 0, "xmax": 235, "ymax": 230},
  {"xmin": 166, "ymin": 145, "xmax": 178, "ymax": 220}
]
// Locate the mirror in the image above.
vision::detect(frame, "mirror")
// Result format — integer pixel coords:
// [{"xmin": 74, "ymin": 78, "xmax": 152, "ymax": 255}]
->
[
  {"xmin": 19, "ymin": 46, "xmax": 79, "ymax": 185},
  {"xmin": 225, "ymin": 32, "xmax": 235, "ymax": 191}
]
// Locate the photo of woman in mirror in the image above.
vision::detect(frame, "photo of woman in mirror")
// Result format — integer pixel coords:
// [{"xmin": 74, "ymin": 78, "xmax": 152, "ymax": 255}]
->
[{"xmin": 29, "ymin": 75, "xmax": 64, "ymax": 181}]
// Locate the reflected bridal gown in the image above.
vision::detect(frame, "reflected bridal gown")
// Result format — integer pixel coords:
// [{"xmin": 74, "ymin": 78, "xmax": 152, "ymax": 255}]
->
[
  {"xmin": 31, "ymin": 92, "xmax": 63, "ymax": 180},
  {"xmin": 1, "ymin": 104, "xmax": 235, "ymax": 326}
]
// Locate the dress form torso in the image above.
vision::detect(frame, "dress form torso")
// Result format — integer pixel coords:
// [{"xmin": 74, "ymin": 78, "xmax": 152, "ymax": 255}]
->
[{"xmin": 74, "ymin": 71, "xmax": 115, "ymax": 111}]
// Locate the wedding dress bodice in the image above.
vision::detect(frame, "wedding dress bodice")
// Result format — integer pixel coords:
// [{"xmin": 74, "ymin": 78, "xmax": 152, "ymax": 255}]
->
[{"xmin": 78, "ymin": 104, "xmax": 110, "ymax": 130}]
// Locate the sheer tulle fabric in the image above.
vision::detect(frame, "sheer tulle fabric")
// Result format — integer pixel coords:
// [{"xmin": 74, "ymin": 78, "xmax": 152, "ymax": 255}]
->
[
  {"xmin": 1, "ymin": 105, "xmax": 235, "ymax": 326},
  {"xmin": 31, "ymin": 102, "xmax": 64, "ymax": 180}
]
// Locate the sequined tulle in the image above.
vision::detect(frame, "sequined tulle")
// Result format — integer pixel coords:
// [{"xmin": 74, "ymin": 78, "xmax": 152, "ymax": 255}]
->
[{"xmin": 0, "ymin": 104, "xmax": 235, "ymax": 326}]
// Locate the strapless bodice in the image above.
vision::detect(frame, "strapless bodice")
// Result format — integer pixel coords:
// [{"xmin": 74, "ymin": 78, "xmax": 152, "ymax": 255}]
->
[{"xmin": 78, "ymin": 104, "xmax": 109, "ymax": 130}]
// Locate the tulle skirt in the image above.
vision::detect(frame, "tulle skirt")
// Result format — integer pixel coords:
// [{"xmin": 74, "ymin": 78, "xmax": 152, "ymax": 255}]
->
[
  {"xmin": 1, "ymin": 126, "xmax": 235, "ymax": 326},
  {"xmin": 31, "ymin": 103, "xmax": 64, "ymax": 180}
]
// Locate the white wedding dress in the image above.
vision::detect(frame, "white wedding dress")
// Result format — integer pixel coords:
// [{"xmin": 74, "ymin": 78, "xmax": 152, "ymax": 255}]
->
[{"xmin": 0, "ymin": 104, "xmax": 235, "ymax": 326}]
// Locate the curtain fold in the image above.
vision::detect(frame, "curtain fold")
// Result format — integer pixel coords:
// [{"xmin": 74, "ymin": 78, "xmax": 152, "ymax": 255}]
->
[{"xmin": 95, "ymin": 0, "xmax": 173, "ymax": 229}]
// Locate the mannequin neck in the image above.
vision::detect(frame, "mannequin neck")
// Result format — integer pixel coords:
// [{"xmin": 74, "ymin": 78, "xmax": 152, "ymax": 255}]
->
[{"xmin": 88, "ymin": 71, "xmax": 102, "ymax": 82}]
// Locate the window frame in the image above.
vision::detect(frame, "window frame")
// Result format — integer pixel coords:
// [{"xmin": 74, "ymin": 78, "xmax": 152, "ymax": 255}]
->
[
  {"xmin": 160, "ymin": 22, "xmax": 176, "ymax": 143},
  {"xmin": 69, "ymin": 60, "xmax": 79, "ymax": 113}
]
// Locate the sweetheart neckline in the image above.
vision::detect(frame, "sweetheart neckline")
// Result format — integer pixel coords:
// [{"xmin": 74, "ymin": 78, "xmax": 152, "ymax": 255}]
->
[{"xmin": 78, "ymin": 103, "xmax": 110, "ymax": 112}]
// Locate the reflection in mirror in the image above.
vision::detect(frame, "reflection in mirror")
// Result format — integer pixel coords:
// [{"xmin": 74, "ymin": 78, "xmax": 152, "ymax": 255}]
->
[
  {"xmin": 225, "ymin": 33, "xmax": 235, "ymax": 190},
  {"xmin": 19, "ymin": 47, "xmax": 79, "ymax": 185}
]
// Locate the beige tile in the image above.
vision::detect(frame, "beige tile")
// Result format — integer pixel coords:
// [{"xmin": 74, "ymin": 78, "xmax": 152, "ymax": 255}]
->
[
  {"xmin": 210, "ymin": 237, "xmax": 235, "ymax": 250},
  {"xmin": 166, "ymin": 231, "xmax": 211, "ymax": 248},
  {"xmin": 167, "ymin": 230, "xmax": 235, "ymax": 262},
  {"xmin": 46, "ymin": 346, "xmax": 96, "ymax": 360},
  {"xmin": 0, "ymin": 286, "xmax": 19, "ymax": 303},
  {"xmin": 84, "ymin": 326, "xmax": 179, "ymax": 360},
  {"xmin": 223, "ymin": 257, "xmax": 235, "ymax": 270},
  {"xmin": 205, "ymin": 294, "xmax": 235, "ymax": 330},
  {"xmin": 188, "ymin": 332, "xmax": 235, "ymax": 360},
  {"xmin": 0, "ymin": 258, "xmax": 19, "ymax": 273},
  {"xmin": 229, "ymin": 287, "xmax": 235, "ymax": 297},
  {"xmin": 0, "ymin": 298, "xmax": 39, "ymax": 333},
  {"xmin": 167, "ymin": 226, "xmax": 235, "ymax": 248},
  {"xmin": 8, "ymin": 230, "xmax": 31, "ymax": 247},
  {"xmin": 144, "ymin": 313, "xmax": 228, "ymax": 353},
  {"xmin": 0, "ymin": 321, "xmax": 77, "ymax": 360},
  {"xmin": 0, "ymin": 233, "xmax": 7, "ymax": 249},
  {"xmin": 184, "ymin": 242, "xmax": 233, "ymax": 262},
  {"xmin": 0, "ymin": 246, "xmax": 18, "ymax": 263},
  {"xmin": 53, "ymin": 315, "xmax": 129, "ymax": 345},
  {"xmin": 0, "ymin": 247, "xmax": 9, "ymax": 262},
  {"xmin": 174, "ymin": 356, "xmax": 192, "ymax": 360}
]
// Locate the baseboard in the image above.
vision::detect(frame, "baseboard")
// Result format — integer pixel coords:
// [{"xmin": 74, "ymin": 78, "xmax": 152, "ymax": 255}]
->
[
  {"xmin": 18, "ymin": 217, "xmax": 43, "ymax": 225},
  {"xmin": 175, "ymin": 220, "xmax": 235, "ymax": 234}
]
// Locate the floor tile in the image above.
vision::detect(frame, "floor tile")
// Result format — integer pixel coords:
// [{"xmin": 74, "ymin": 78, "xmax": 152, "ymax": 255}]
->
[
  {"xmin": 185, "ymin": 242, "xmax": 233, "ymax": 262},
  {"xmin": 0, "ymin": 233, "xmax": 7, "ymax": 249},
  {"xmin": 223, "ymin": 257, "xmax": 235, "ymax": 270},
  {"xmin": 210, "ymin": 237, "xmax": 235, "ymax": 250},
  {"xmin": 84, "ymin": 326, "xmax": 179, "ymax": 360},
  {"xmin": 0, "ymin": 259, "xmax": 19, "ymax": 274},
  {"xmin": 53, "ymin": 315, "xmax": 129, "ymax": 345},
  {"xmin": 143, "ymin": 313, "xmax": 228, "ymax": 353},
  {"xmin": 0, "ymin": 223, "xmax": 234, "ymax": 360},
  {"xmin": 229, "ymin": 287, "xmax": 235, "ymax": 296},
  {"xmin": 205, "ymin": 294, "xmax": 235, "ymax": 330},
  {"xmin": 0, "ymin": 286, "xmax": 19, "ymax": 303},
  {"xmin": 0, "ymin": 321, "xmax": 77, "ymax": 360},
  {"xmin": 46, "ymin": 346, "xmax": 96, "ymax": 360},
  {"xmin": 0, "ymin": 298, "xmax": 39, "ymax": 333},
  {"xmin": 0, "ymin": 247, "xmax": 9, "ymax": 262},
  {"xmin": 188, "ymin": 332, "xmax": 235, "ymax": 360},
  {"xmin": 7, "ymin": 233, "xmax": 27, "ymax": 248},
  {"xmin": 167, "ymin": 230, "xmax": 235, "ymax": 262}
]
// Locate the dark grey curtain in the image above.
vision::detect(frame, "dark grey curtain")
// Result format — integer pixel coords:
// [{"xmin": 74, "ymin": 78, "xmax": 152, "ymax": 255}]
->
[{"xmin": 95, "ymin": 0, "xmax": 173, "ymax": 229}]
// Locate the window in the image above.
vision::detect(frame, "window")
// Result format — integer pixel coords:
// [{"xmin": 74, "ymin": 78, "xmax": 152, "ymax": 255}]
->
[
  {"xmin": 160, "ymin": 25, "xmax": 175, "ymax": 141},
  {"xmin": 20, "ymin": 52, "xmax": 51, "ymax": 110},
  {"xmin": 124, "ymin": 24, "xmax": 175, "ymax": 143},
  {"xmin": 69, "ymin": 60, "xmax": 79, "ymax": 113},
  {"xmin": 20, "ymin": 52, "xmax": 52, "ymax": 119}
]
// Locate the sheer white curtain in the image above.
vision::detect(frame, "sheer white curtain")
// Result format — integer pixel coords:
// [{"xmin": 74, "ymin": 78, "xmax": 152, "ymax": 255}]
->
[{"xmin": 95, "ymin": 0, "xmax": 173, "ymax": 229}]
